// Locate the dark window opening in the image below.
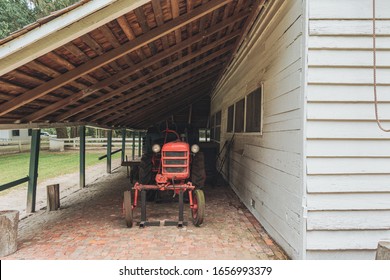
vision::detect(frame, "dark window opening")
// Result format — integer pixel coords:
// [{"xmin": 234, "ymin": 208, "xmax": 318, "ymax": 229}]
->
[
  {"xmin": 12, "ymin": 130, "xmax": 20, "ymax": 137},
  {"xmin": 246, "ymin": 87, "xmax": 262, "ymax": 132},
  {"xmin": 210, "ymin": 114, "xmax": 215, "ymax": 141},
  {"xmin": 234, "ymin": 99, "xmax": 245, "ymax": 133},
  {"xmin": 215, "ymin": 111, "xmax": 221, "ymax": 126},
  {"xmin": 227, "ymin": 105, "xmax": 234, "ymax": 132}
]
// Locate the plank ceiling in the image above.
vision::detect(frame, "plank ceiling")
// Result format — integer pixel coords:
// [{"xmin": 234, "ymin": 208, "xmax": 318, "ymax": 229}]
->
[{"xmin": 0, "ymin": 0, "xmax": 262, "ymax": 129}]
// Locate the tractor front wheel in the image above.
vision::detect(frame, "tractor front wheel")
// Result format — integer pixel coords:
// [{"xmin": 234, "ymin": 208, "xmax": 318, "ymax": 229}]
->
[
  {"xmin": 139, "ymin": 153, "xmax": 157, "ymax": 201},
  {"xmin": 191, "ymin": 152, "xmax": 206, "ymax": 188},
  {"xmin": 191, "ymin": 189, "xmax": 205, "ymax": 226},
  {"xmin": 124, "ymin": 190, "xmax": 133, "ymax": 228}
]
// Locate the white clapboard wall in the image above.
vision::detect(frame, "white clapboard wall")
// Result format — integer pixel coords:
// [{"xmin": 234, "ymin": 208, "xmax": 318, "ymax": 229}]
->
[
  {"xmin": 211, "ymin": 0, "xmax": 305, "ymax": 259},
  {"xmin": 307, "ymin": 0, "xmax": 390, "ymax": 260}
]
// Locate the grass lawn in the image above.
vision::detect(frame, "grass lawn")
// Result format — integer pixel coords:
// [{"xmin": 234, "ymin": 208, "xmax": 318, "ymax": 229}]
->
[{"xmin": 0, "ymin": 150, "xmax": 121, "ymax": 186}]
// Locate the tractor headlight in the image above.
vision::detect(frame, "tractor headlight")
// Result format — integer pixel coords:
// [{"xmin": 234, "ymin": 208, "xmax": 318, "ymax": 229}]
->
[
  {"xmin": 191, "ymin": 144, "xmax": 200, "ymax": 154},
  {"xmin": 152, "ymin": 144, "xmax": 161, "ymax": 153}
]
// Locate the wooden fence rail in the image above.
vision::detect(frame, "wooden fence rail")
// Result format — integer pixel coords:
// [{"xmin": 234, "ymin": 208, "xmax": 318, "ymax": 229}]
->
[{"xmin": 0, "ymin": 137, "xmax": 142, "ymax": 154}]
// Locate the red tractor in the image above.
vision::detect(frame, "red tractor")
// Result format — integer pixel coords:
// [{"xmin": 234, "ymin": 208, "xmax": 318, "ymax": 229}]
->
[{"xmin": 123, "ymin": 126, "xmax": 206, "ymax": 228}]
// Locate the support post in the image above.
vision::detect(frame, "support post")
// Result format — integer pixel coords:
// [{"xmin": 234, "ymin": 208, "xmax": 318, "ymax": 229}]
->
[
  {"xmin": 140, "ymin": 190, "xmax": 146, "ymax": 228},
  {"xmin": 132, "ymin": 131, "xmax": 135, "ymax": 160},
  {"xmin": 107, "ymin": 130, "xmax": 112, "ymax": 174},
  {"xmin": 79, "ymin": 126, "xmax": 86, "ymax": 189},
  {"xmin": 46, "ymin": 184, "xmax": 60, "ymax": 211},
  {"xmin": 138, "ymin": 131, "xmax": 142, "ymax": 158},
  {"xmin": 27, "ymin": 129, "xmax": 40, "ymax": 213},
  {"xmin": 178, "ymin": 190, "xmax": 184, "ymax": 227},
  {"xmin": 121, "ymin": 128, "xmax": 126, "ymax": 163}
]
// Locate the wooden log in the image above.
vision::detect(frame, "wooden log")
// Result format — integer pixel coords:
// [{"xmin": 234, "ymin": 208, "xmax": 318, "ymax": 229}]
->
[
  {"xmin": 0, "ymin": 210, "xmax": 19, "ymax": 257},
  {"xmin": 46, "ymin": 184, "xmax": 60, "ymax": 211},
  {"xmin": 376, "ymin": 241, "xmax": 390, "ymax": 260}
]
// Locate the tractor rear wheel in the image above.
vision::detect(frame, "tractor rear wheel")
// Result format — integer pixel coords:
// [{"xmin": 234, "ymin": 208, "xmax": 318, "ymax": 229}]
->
[
  {"xmin": 191, "ymin": 152, "xmax": 206, "ymax": 188},
  {"xmin": 124, "ymin": 190, "xmax": 133, "ymax": 228},
  {"xmin": 139, "ymin": 153, "xmax": 157, "ymax": 201},
  {"xmin": 191, "ymin": 189, "xmax": 205, "ymax": 226}
]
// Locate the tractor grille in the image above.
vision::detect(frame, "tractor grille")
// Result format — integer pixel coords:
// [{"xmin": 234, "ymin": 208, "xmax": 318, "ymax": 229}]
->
[
  {"xmin": 164, "ymin": 159, "xmax": 186, "ymax": 165},
  {"xmin": 162, "ymin": 151, "xmax": 188, "ymax": 175},
  {"xmin": 165, "ymin": 151, "xmax": 185, "ymax": 157}
]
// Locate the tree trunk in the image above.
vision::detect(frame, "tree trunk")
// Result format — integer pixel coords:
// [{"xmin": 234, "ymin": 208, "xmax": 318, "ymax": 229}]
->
[
  {"xmin": 55, "ymin": 127, "xmax": 68, "ymax": 138},
  {"xmin": 70, "ymin": 127, "xmax": 79, "ymax": 138}
]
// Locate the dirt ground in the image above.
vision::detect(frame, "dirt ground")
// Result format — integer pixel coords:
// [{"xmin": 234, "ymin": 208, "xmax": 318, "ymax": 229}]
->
[
  {"xmin": 1, "ymin": 163, "xmax": 288, "ymax": 260},
  {"xmin": 0, "ymin": 158, "xmax": 122, "ymax": 219}
]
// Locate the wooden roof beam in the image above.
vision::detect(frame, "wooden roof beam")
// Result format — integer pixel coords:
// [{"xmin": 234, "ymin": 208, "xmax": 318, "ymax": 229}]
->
[
  {"xmin": 151, "ymin": 0, "xmax": 170, "ymax": 51},
  {"xmin": 114, "ymin": 82, "xmax": 213, "ymax": 127},
  {"xmin": 112, "ymin": 77, "xmax": 218, "ymax": 127},
  {"xmin": 170, "ymin": 0, "xmax": 182, "ymax": 59},
  {"xmin": 84, "ymin": 58, "xmax": 227, "ymax": 120},
  {"xmin": 116, "ymin": 16, "xmax": 147, "ymax": 61},
  {"xmin": 22, "ymin": 12, "xmax": 247, "ymax": 122},
  {"xmin": 0, "ymin": 0, "xmax": 150, "ymax": 76},
  {"xmin": 0, "ymin": 0, "xmax": 232, "ymax": 117},
  {"xmin": 57, "ymin": 40, "xmax": 236, "ymax": 122},
  {"xmin": 75, "ymin": 47, "xmax": 232, "ymax": 122},
  {"xmin": 102, "ymin": 65, "xmax": 222, "ymax": 125},
  {"xmin": 131, "ymin": 86, "xmax": 212, "ymax": 128}
]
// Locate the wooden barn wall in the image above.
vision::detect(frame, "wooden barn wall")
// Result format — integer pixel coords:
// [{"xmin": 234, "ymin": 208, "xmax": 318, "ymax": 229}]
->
[
  {"xmin": 306, "ymin": 0, "xmax": 390, "ymax": 260},
  {"xmin": 211, "ymin": 0, "xmax": 305, "ymax": 259}
]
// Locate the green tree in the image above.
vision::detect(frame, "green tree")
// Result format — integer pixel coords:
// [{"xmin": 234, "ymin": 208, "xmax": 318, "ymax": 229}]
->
[
  {"xmin": 31, "ymin": 0, "xmax": 79, "ymax": 19},
  {"xmin": 0, "ymin": 0, "xmax": 79, "ymax": 39},
  {"xmin": 0, "ymin": 0, "xmax": 36, "ymax": 39}
]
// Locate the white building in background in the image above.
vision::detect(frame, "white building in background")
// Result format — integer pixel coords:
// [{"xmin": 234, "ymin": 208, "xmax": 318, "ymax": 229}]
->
[{"xmin": 0, "ymin": 129, "xmax": 30, "ymax": 141}]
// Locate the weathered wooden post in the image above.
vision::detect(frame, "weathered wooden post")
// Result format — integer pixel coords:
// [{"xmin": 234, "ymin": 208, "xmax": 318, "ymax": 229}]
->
[
  {"xmin": 376, "ymin": 241, "xmax": 390, "ymax": 260},
  {"xmin": 138, "ymin": 131, "xmax": 142, "ymax": 158},
  {"xmin": 79, "ymin": 126, "xmax": 86, "ymax": 189},
  {"xmin": 27, "ymin": 129, "xmax": 40, "ymax": 213},
  {"xmin": 46, "ymin": 184, "xmax": 60, "ymax": 211},
  {"xmin": 0, "ymin": 210, "xmax": 19, "ymax": 257},
  {"xmin": 107, "ymin": 130, "xmax": 112, "ymax": 174},
  {"xmin": 121, "ymin": 128, "xmax": 126, "ymax": 163},
  {"xmin": 132, "ymin": 131, "xmax": 135, "ymax": 160}
]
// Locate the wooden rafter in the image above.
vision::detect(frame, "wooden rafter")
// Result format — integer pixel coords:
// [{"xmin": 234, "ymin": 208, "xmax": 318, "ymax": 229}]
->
[
  {"xmin": 20, "ymin": 4, "xmax": 248, "ymax": 123},
  {"xmin": 0, "ymin": 0, "xmax": 260, "ymax": 129},
  {"xmin": 111, "ymin": 71, "xmax": 220, "ymax": 127},
  {"xmin": 75, "ymin": 61, "xmax": 226, "ymax": 124},
  {"xmin": 114, "ymin": 82, "xmax": 213, "ymax": 127},
  {"xmin": 0, "ymin": 0, "xmax": 232, "ymax": 118},
  {"xmin": 73, "ymin": 45, "xmax": 232, "ymax": 122},
  {"xmin": 131, "ymin": 85, "xmax": 213, "ymax": 128}
]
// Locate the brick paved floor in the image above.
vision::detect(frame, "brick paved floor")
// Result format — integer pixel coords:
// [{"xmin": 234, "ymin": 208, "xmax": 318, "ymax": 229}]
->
[{"xmin": 3, "ymin": 169, "xmax": 288, "ymax": 260}]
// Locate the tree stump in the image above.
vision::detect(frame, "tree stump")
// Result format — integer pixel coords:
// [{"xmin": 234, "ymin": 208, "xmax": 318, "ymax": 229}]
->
[
  {"xmin": 0, "ymin": 210, "xmax": 19, "ymax": 257},
  {"xmin": 47, "ymin": 184, "xmax": 60, "ymax": 211},
  {"xmin": 376, "ymin": 241, "xmax": 390, "ymax": 260}
]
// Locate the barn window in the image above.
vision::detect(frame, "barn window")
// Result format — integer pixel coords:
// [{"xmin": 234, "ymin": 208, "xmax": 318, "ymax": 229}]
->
[
  {"xmin": 215, "ymin": 110, "xmax": 221, "ymax": 142},
  {"xmin": 199, "ymin": 129, "xmax": 210, "ymax": 142},
  {"xmin": 246, "ymin": 87, "xmax": 262, "ymax": 132},
  {"xmin": 12, "ymin": 130, "xmax": 20, "ymax": 137},
  {"xmin": 210, "ymin": 111, "xmax": 221, "ymax": 143},
  {"xmin": 227, "ymin": 105, "xmax": 234, "ymax": 132},
  {"xmin": 210, "ymin": 114, "xmax": 215, "ymax": 140},
  {"xmin": 234, "ymin": 99, "xmax": 245, "ymax": 133}
]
